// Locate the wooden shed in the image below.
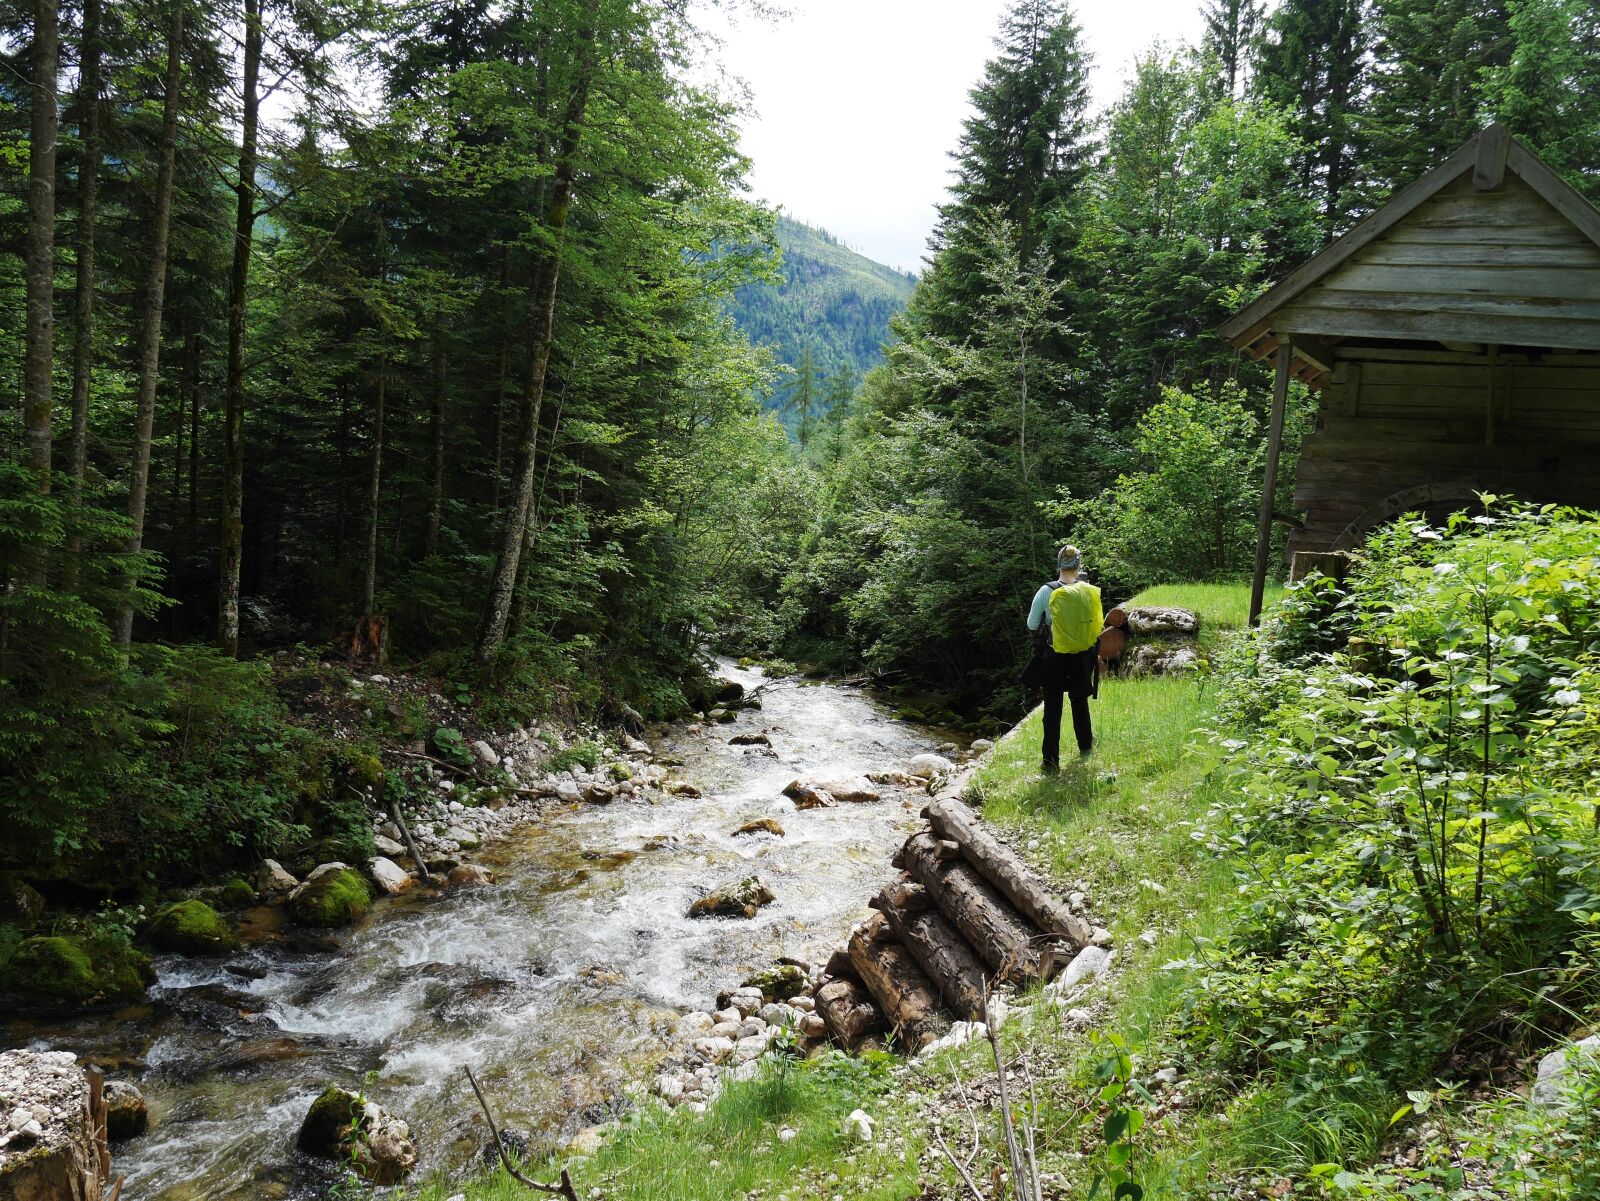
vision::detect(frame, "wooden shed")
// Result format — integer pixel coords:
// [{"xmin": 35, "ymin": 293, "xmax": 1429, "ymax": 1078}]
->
[{"xmin": 1220, "ymin": 124, "xmax": 1600, "ymax": 621}]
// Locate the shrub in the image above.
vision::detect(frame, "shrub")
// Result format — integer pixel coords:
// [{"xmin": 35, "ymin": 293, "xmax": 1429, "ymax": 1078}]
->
[{"xmin": 1191, "ymin": 502, "xmax": 1600, "ymax": 1101}]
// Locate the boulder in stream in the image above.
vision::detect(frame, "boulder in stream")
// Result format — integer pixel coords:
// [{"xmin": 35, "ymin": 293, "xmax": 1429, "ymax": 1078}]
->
[
  {"xmin": 255, "ymin": 859, "xmax": 298, "ymax": 894},
  {"xmin": 102, "ymin": 1080, "xmax": 148, "ymax": 1141},
  {"xmin": 368, "ymin": 857, "xmax": 413, "ymax": 896},
  {"xmin": 146, "ymin": 900, "xmax": 239, "ymax": 956},
  {"xmin": 907, "ymin": 753, "xmax": 955, "ymax": 780},
  {"xmin": 4, "ymin": 936, "xmax": 151, "ymax": 1007},
  {"xmin": 688, "ymin": 876, "xmax": 775, "ymax": 919},
  {"xmin": 740, "ymin": 963, "xmax": 807, "ymax": 1001},
  {"xmin": 783, "ymin": 775, "xmax": 879, "ymax": 804},
  {"xmin": 733, "ymin": 818, "xmax": 784, "ymax": 838},
  {"xmin": 288, "ymin": 865, "xmax": 372, "ymax": 929},
  {"xmin": 297, "ymin": 1086, "xmax": 416, "ymax": 1185},
  {"xmin": 446, "ymin": 864, "xmax": 496, "ymax": 888}
]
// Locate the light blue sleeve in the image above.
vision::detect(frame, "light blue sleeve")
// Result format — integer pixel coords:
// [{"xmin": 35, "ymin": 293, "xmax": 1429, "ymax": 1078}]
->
[{"xmin": 1026, "ymin": 585, "xmax": 1052, "ymax": 631}]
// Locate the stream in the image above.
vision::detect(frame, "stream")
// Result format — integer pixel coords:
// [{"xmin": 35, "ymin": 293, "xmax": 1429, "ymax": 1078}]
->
[{"xmin": 2, "ymin": 664, "xmax": 959, "ymax": 1200}]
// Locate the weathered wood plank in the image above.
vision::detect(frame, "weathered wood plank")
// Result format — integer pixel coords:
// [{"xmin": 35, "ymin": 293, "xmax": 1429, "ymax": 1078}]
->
[
  {"xmin": 1358, "ymin": 239, "xmax": 1600, "ymax": 267},
  {"xmin": 1382, "ymin": 224, "xmax": 1589, "ymax": 247},
  {"xmin": 1276, "ymin": 308, "xmax": 1600, "ymax": 353},
  {"xmin": 1290, "ymin": 288, "xmax": 1598, "ymax": 321},
  {"xmin": 1320, "ymin": 263, "xmax": 1600, "ymax": 302}
]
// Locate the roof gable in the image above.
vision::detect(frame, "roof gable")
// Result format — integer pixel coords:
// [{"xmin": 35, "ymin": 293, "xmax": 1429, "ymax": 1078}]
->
[{"xmin": 1221, "ymin": 125, "xmax": 1600, "ymax": 367}]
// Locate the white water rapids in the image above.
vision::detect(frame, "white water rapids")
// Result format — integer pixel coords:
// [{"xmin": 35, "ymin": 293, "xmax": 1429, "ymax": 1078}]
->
[{"xmin": 4, "ymin": 664, "xmax": 957, "ymax": 1199}]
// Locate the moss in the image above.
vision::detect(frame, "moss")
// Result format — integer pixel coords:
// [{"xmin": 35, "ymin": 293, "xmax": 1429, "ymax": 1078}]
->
[
  {"xmin": 289, "ymin": 867, "xmax": 372, "ymax": 928},
  {"xmin": 146, "ymin": 899, "xmax": 239, "ymax": 955},
  {"xmin": 218, "ymin": 878, "xmax": 256, "ymax": 909},
  {"xmin": 609, "ymin": 762, "xmax": 634, "ymax": 782},
  {"xmin": 342, "ymin": 751, "xmax": 387, "ymax": 797},
  {"xmin": 297, "ymin": 1085, "xmax": 363, "ymax": 1158},
  {"xmin": 5, "ymin": 935, "xmax": 151, "ymax": 1005},
  {"xmin": 742, "ymin": 963, "xmax": 808, "ymax": 1001}
]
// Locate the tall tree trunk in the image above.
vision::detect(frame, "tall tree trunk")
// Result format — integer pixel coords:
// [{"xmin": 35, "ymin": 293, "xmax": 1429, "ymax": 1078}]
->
[
  {"xmin": 63, "ymin": 0, "xmax": 101, "ymax": 589},
  {"xmin": 490, "ymin": 243, "xmax": 510, "ymax": 514},
  {"xmin": 114, "ymin": 4, "xmax": 183, "ymax": 649},
  {"xmin": 361, "ymin": 356, "xmax": 386, "ymax": 614},
  {"xmin": 187, "ymin": 338, "xmax": 200, "ymax": 552},
  {"xmin": 424, "ymin": 350, "xmax": 447, "ymax": 559},
  {"xmin": 475, "ymin": 16, "xmax": 596, "ymax": 663},
  {"xmin": 23, "ymin": 0, "xmax": 60, "ymax": 499},
  {"xmin": 219, "ymin": 0, "xmax": 262, "ymax": 656}
]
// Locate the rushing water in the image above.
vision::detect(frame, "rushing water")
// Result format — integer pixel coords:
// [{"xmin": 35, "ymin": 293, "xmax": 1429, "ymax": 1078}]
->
[{"xmin": 2, "ymin": 664, "xmax": 957, "ymax": 1200}]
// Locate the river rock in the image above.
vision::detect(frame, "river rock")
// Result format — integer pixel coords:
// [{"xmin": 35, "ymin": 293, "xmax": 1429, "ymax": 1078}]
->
[
  {"xmin": 368, "ymin": 857, "xmax": 413, "ymax": 896},
  {"xmin": 665, "ymin": 781, "xmax": 702, "ymax": 798},
  {"xmin": 297, "ymin": 1086, "xmax": 416, "ymax": 1184},
  {"xmin": 907, "ymin": 753, "xmax": 955, "ymax": 780},
  {"xmin": 759, "ymin": 1003, "xmax": 800, "ymax": 1029},
  {"xmin": 675, "ymin": 1011, "xmax": 715, "ymax": 1038},
  {"xmin": 729, "ymin": 732, "xmax": 770, "ymax": 747},
  {"xmin": 688, "ymin": 876, "xmax": 774, "ymax": 919},
  {"xmin": 733, "ymin": 818, "xmax": 784, "ymax": 838},
  {"xmin": 721, "ymin": 986, "xmax": 765, "ymax": 1016},
  {"xmin": 969, "ymin": 739, "xmax": 995, "ymax": 754},
  {"xmin": 713, "ymin": 1007, "xmax": 741, "ymax": 1025},
  {"xmin": 555, "ymin": 780, "xmax": 583, "ymax": 803},
  {"xmin": 733, "ymin": 1036, "xmax": 769, "ymax": 1063},
  {"xmin": 146, "ymin": 899, "xmax": 239, "ymax": 956},
  {"xmin": 1051, "ymin": 945, "xmax": 1114, "ymax": 992},
  {"xmin": 373, "ymin": 834, "xmax": 406, "ymax": 858},
  {"xmin": 255, "ymin": 859, "xmax": 298, "ymax": 894},
  {"xmin": 0, "ymin": 1051, "xmax": 108, "ymax": 1197},
  {"xmin": 445, "ymin": 825, "xmax": 480, "ymax": 849},
  {"xmin": 784, "ymin": 775, "xmax": 879, "ymax": 804},
  {"xmin": 1531, "ymin": 1034, "xmax": 1600, "ymax": 1106},
  {"xmin": 471, "ymin": 740, "xmax": 499, "ymax": 768},
  {"xmin": 710, "ymin": 1020, "xmax": 740, "ymax": 1039},
  {"xmin": 787, "ymin": 784, "xmax": 832, "ymax": 809},
  {"xmin": 103, "ymin": 1081, "xmax": 147, "ymax": 1141},
  {"xmin": 741, "ymin": 963, "xmax": 806, "ymax": 1000},
  {"xmin": 799, "ymin": 1012, "xmax": 826, "ymax": 1039},
  {"xmin": 288, "ymin": 865, "xmax": 372, "ymax": 929},
  {"xmin": 692, "ymin": 1037, "xmax": 735, "ymax": 1064},
  {"xmin": 583, "ymin": 783, "xmax": 616, "ymax": 804},
  {"xmin": 714, "ymin": 679, "xmax": 745, "ymax": 704},
  {"xmin": 446, "ymin": 864, "xmax": 496, "ymax": 888},
  {"xmin": 1123, "ymin": 605, "xmax": 1200, "ymax": 636}
]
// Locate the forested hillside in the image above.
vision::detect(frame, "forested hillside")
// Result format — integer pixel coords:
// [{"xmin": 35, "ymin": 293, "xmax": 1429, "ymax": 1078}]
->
[{"xmin": 725, "ymin": 216, "xmax": 915, "ymax": 439}]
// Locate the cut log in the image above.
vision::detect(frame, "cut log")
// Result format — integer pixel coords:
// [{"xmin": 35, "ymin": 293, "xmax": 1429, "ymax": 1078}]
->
[
  {"xmin": 1097, "ymin": 624, "xmax": 1128, "ymax": 664},
  {"xmin": 871, "ymin": 882, "xmax": 992, "ymax": 1022},
  {"xmin": 900, "ymin": 832, "xmax": 1052, "ymax": 980},
  {"xmin": 847, "ymin": 913, "xmax": 949, "ymax": 1049},
  {"xmin": 925, "ymin": 799, "xmax": 1092, "ymax": 949},
  {"xmin": 1104, "ymin": 606, "xmax": 1127, "ymax": 628},
  {"xmin": 814, "ymin": 974, "xmax": 884, "ymax": 1051}
]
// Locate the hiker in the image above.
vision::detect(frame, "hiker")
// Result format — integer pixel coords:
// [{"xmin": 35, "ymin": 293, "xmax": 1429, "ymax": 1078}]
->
[{"xmin": 1024, "ymin": 544, "xmax": 1103, "ymax": 771}]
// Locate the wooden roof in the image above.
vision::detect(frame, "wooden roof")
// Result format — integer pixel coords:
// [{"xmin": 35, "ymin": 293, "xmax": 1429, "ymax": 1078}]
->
[{"xmin": 1221, "ymin": 124, "xmax": 1600, "ymax": 388}]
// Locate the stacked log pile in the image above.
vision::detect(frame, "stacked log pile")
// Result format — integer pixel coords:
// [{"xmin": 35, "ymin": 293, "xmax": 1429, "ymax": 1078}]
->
[
  {"xmin": 1097, "ymin": 604, "xmax": 1202, "ymax": 678},
  {"xmin": 814, "ymin": 798, "xmax": 1090, "ymax": 1052}
]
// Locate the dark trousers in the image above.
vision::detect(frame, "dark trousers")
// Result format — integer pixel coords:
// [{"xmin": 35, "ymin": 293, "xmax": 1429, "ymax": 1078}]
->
[{"xmin": 1041, "ymin": 649, "xmax": 1094, "ymax": 765}]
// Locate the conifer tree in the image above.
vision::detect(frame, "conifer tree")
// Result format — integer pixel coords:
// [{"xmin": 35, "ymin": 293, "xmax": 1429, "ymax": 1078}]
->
[
  {"xmin": 1253, "ymin": 0, "xmax": 1370, "ymax": 231},
  {"xmin": 1201, "ymin": 0, "xmax": 1265, "ymax": 97}
]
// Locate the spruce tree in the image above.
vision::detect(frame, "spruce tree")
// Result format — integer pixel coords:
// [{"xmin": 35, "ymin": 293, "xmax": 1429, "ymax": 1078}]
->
[
  {"xmin": 1201, "ymin": 0, "xmax": 1265, "ymax": 98},
  {"xmin": 1253, "ymin": 0, "xmax": 1371, "ymax": 231}
]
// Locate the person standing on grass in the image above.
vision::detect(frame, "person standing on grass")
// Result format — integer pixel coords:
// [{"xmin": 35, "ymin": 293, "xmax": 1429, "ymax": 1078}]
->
[{"xmin": 1025, "ymin": 544, "xmax": 1102, "ymax": 771}]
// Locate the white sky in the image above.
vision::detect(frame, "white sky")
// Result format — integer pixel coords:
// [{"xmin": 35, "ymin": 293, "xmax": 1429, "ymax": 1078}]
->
[{"xmin": 700, "ymin": 0, "xmax": 1209, "ymax": 273}]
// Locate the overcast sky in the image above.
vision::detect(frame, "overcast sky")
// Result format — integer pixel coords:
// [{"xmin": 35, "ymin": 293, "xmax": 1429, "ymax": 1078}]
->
[{"xmin": 698, "ymin": 0, "xmax": 1209, "ymax": 272}]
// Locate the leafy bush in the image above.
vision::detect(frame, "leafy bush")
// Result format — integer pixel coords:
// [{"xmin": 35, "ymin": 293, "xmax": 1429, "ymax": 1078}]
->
[
  {"xmin": 1190, "ymin": 502, "xmax": 1600, "ymax": 1105},
  {"xmin": 547, "ymin": 740, "xmax": 604, "ymax": 773}
]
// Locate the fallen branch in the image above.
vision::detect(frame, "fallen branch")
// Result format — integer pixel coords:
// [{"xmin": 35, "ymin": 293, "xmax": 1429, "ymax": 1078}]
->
[
  {"xmin": 388, "ymin": 799, "xmax": 431, "ymax": 884},
  {"xmin": 464, "ymin": 1066, "xmax": 580, "ymax": 1200}
]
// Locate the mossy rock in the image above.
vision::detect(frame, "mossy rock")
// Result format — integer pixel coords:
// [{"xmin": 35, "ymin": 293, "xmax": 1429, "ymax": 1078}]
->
[
  {"xmin": 5, "ymin": 935, "xmax": 152, "ymax": 1005},
  {"xmin": 742, "ymin": 963, "xmax": 807, "ymax": 1001},
  {"xmin": 0, "ymin": 873, "xmax": 46, "ymax": 925},
  {"xmin": 341, "ymin": 751, "xmax": 387, "ymax": 797},
  {"xmin": 298, "ymin": 1085, "xmax": 363, "ymax": 1158},
  {"xmin": 608, "ymin": 762, "xmax": 634, "ymax": 782},
  {"xmin": 146, "ymin": 900, "xmax": 239, "ymax": 955},
  {"xmin": 687, "ymin": 875, "xmax": 775, "ymax": 919},
  {"xmin": 218, "ymin": 878, "xmax": 257, "ymax": 909},
  {"xmin": 289, "ymin": 867, "xmax": 372, "ymax": 929}
]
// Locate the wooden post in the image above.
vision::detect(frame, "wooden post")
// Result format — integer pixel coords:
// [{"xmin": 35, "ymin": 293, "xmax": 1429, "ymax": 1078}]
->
[{"xmin": 1249, "ymin": 341, "xmax": 1293, "ymax": 626}]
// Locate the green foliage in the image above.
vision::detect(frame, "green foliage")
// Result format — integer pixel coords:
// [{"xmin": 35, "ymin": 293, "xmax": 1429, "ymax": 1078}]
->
[
  {"xmin": 545, "ymin": 739, "xmax": 603, "ymax": 774},
  {"xmin": 145, "ymin": 899, "xmax": 239, "ymax": 956},
  {"xmin": 1191, "ymin": 503, "xmax": 1600, "ymax": 1108},
  {"xmin": 431, "ymin": 727, "xmax": 474, "ymax": 769}
]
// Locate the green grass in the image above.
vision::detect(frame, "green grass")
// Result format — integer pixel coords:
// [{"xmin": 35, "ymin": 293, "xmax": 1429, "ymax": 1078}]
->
[{"xmin": 408, "ymin": 1055, "xmax": 921, "ymax": 1201}]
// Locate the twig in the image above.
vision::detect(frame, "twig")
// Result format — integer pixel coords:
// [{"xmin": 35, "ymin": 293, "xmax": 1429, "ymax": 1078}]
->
[
  {"xmin": 464, "ymin": 1066, "xmax": 580, "ymax": 1200},
  {"xmin": 391, "ymin": 747, "xmax": 475, "ymax": 777},
  {"xmin": 933, "ymin": 1125, "xmax": 986, "ymax": 1200},
  {"xmin": 984, "ymin": 996, "xmax": 1032, "ymax": 1201},
  {"xmin": 388, "ymin": 799, "xmax": 431, "ymax": 884}
]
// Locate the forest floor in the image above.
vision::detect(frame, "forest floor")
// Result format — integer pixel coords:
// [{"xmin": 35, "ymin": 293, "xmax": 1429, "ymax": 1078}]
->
[{"xmin": 412, "ymin": 582, "xmax": 1271, "ymax": 1201}]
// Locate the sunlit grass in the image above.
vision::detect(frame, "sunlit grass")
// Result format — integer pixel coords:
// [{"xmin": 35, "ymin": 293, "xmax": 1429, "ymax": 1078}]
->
[{"xmin": 409, "ymin": 1055, "xmax": 921, "ymax": 1201}]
